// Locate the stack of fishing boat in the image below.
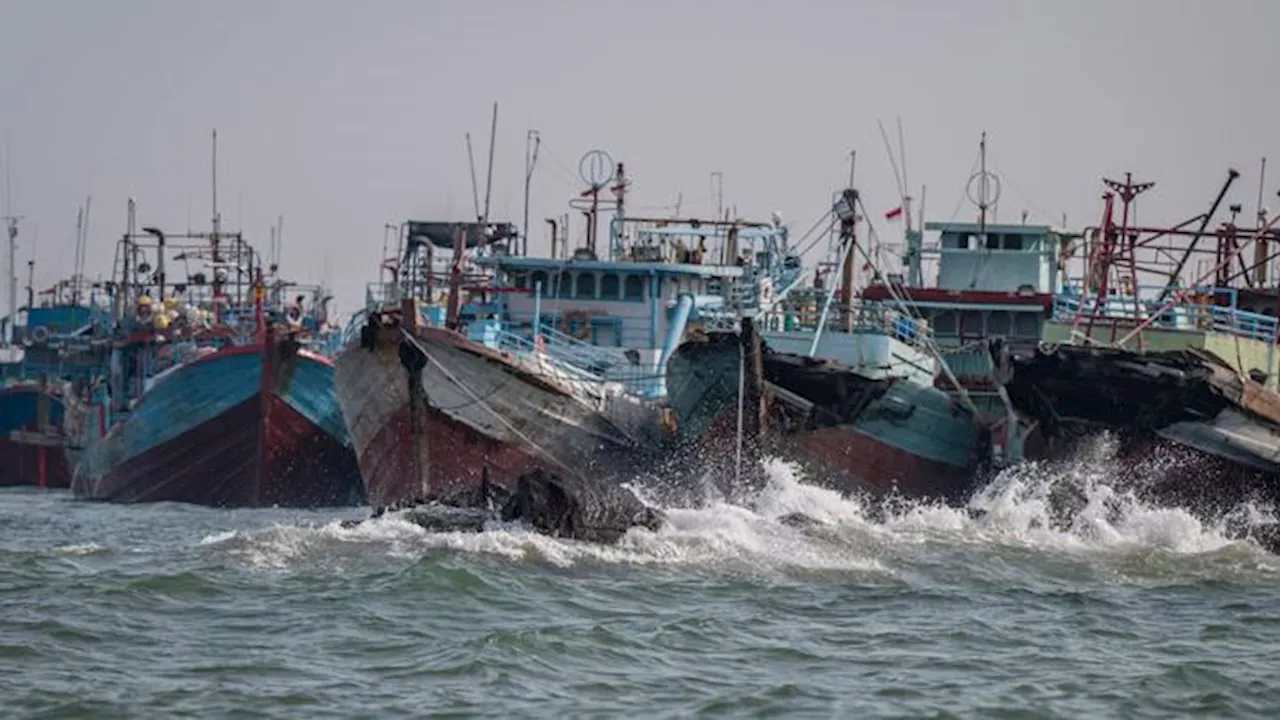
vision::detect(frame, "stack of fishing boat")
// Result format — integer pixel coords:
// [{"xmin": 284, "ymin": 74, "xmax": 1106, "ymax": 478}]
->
[
  {"xmin": 993, "ymin": 171, "xmax": 1280, "ymax": 512},
  {"xmin": 664, "ymin": 189, "xmax": 990, "ymax": 502}
]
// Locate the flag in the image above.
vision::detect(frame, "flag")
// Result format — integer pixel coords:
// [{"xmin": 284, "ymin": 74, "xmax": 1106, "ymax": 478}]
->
[{"xmin": 885, "ymin": 206, "xmax": 904, "ymax": 221}]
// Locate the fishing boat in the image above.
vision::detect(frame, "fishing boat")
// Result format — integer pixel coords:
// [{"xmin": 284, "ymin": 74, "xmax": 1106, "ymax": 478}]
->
[
  {"xmin": 996, "ymin": 169, "xmax": 1280, "ymax": 509},
  {"xmin": 336, "ymin": 218, "xmax": 663, "ymax": 509},
  {"xmin": 0, "ymin": 216, "xmax": 113, "ymax": 488},
  {"xmin": 842, "ymin": 134, "xmax": 1077, "ymax": 462},
  {"xmin": 72, "ymin": 200, "xmax": 362, "ymax": 507},
  {"xmin": 665, "ymin": 188, "xmax": 990, "ymax": 501},
  {"xmin": 337, "ymin": 147, "xmax": 803, "ymax": 509}
]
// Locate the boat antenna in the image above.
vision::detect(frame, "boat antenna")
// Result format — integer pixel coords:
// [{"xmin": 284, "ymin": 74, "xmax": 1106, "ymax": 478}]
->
[
  {"xmin": 73, "ymin": 205, "xmax": 84, "ymax": 304},
  {"xmin": 897, "ymin": 116, "xmax": 913, "ymax": 235},
  {"xmin": 212, "ymin": 129, "xmax": 218, "ymax": 229},
  {"xmin": 482, "ymin": 101, "xmax": 498, "ymax": 225},
  {"xmin": 211, "ymin": 129, "xmax": 224, "ymax": 322},
  {"xmin": 978, "ymin": 132, "xmax": 988, "ymax": 235},
  {"xmin": 1256, "ymin": 157, "xmax": 1269, "ymax": 285},
  {"xmin": 465, "ymin": 133, "xmax": 481, "ymax": 221},
  {"xmin": 523, "ymin": 129, "xmax": 540, "ymax": 256},
  {"xmin": 3, "ymin": 146, "xmax": 19, "ymax": 348},
  {"xmin": 711, "ymin": 171, "xmax": 724, "ymax": 220},
  {"xmin": 877, "ymin": 118, "xmax": 906, "ymax": 200}
]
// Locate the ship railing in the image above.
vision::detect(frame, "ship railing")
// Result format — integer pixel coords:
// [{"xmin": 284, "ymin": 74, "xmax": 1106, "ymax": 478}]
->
[
  {"xmin": 1053, "ymin": 288, "xmax": 1279, "ymax": 344},
  {"xmin": 481, "ymin": 322, "xmax": 658, "ymax": 394},
  {"xmin": 758, "ymin": 299, "xmax": 934, "ymax": 348}
]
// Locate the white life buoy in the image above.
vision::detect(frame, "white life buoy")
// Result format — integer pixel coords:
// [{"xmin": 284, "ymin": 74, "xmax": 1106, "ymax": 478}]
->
[{"xmin": 31, "ymin": 326, "xmax": 50, "ymax": 343}]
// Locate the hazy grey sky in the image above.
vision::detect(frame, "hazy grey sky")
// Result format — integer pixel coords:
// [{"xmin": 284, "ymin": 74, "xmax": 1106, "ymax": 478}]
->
[{"xmin": 1, "ymin": 0, "xmax": 1276, "ymax": 310}]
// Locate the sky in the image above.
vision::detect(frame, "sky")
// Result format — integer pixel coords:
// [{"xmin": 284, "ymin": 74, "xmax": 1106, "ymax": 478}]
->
[{"xmin": 0, "ymin": 0, "xmax": 1276, "ymax": 313}]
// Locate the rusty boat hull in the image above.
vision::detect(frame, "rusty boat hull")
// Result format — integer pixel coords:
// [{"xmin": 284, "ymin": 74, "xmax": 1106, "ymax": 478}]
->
[
  {"xmin": 0, "ymin": 383, "xmax": 80, "ymax": 489},
  {"xmin": 72, "ymin": 338, "xmax": 363, "ymax": 508},
  {"xmin": 1001, "ymin": 343, "xmax": 1280, "ymax": 510},
  {"xmin": 335, "ymin": 318, "xmax": 661, "ymax": 511},
  {"xmin": 665, "ymin": 332, "xmax": 988, "ymax": 502}
]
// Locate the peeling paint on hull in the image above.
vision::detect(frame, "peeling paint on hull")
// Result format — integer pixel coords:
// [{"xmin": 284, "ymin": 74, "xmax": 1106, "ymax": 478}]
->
[
  {"xmin": 335, "ymin": 325, "xmax": 657, "ymax": 510},
  {"xmin": 73, "ymin": 343, "xmax": 363, "ymax": 508}
]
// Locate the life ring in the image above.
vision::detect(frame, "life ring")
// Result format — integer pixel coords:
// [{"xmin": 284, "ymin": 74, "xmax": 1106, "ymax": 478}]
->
[
  {"xmin": 560, "ymin": 310, "xmax": 592, "ymax": 340},
  {"xmin": 31, "ymin": 325, "xmax": 49, "ymax": 343},
  {"xmin": 136, "ymin": 302, "xmax": 153, "ymax": 323},
  {"xmin": 285, "ymin": 305, "xmax": 303, "ymax": 326}
]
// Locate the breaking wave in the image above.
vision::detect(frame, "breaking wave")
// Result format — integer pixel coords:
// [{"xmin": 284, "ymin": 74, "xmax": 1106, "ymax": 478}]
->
[{"xmin": 197, "ymin": 434, "xmax": 1280, "ymax": 580}]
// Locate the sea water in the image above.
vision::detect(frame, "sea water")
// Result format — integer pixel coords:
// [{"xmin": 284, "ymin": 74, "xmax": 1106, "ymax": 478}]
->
[{"xmin": 4, "ymin": 439, "xmax": 1280, "ymax": 718}]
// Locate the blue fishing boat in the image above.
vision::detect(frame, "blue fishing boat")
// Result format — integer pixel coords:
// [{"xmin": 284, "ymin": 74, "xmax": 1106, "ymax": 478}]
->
[
  {"xmin": 0, "ymin": 216, "xmax": 114, "ymax": 488},
  {"xmin": 73, "ymin": 204, "xmax": 362, "ymax": 507}
]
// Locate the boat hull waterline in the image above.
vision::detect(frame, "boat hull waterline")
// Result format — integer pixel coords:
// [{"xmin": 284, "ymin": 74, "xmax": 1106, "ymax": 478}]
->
[{"xmin": 73, "ymin": 340, "xmax": 363, "ymax": 507}]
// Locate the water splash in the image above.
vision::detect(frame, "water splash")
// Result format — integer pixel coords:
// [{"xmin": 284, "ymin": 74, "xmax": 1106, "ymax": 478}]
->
[{"xmin": 197, "ymin": 440, "xmax": 1280, "ymax": 578}]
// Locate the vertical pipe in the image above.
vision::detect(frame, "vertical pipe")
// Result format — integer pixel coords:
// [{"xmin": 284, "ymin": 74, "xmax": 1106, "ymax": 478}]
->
[{"xmin": 532, "ymin": 281, "xmax": 542, "ymax": 348}]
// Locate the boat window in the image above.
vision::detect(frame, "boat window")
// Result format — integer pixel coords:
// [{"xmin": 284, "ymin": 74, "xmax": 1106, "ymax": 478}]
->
[
  {"xmin": 529, "ymin": 270, "xmax": 549, "ymax": 295},
  {"xmin": 510, "ymin": 272, "xmax": 528, "ymax": 290},
  {"xmin": 556, "ymin": 271, "xmax": 574, "ymax": 298},
  {"xmin": 1013, "ymin": 312, "xmax": 1040, "ymax": 337},
  {"xmin": 1004, "ymin": 234, "xmax": 1024, "ymax": 251},
  {"xmin": 960, "ymin": 311, "xmax": 984, "ymax": 336},
  {"xmin": 988, "ymin": 311, "xmax": 1013, "ymax": 336},
  {"xmin": 932, "ymin": 310, "xmax": 957, "ymax": 335},
  {"xmin": 575, "ymin": 272, "xmax": 596, "ymax": 299},
  {"xmin": 985, "ymin": 234, "xmax": 1000, "ymax": 250},
  {"xmin": 601, "ymin": 273, "xmax": 620, "ymax": 300},
  {"xmin": 624, "ymin": 274, "xmax": 646, "ymax": 301},
  {"xmin": 941, "ymin": 232, "xmax": 971, "ymax": 250}
]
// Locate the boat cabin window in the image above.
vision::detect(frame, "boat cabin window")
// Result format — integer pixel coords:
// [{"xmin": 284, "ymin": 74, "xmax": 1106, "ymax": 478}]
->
[
  {"xmin": 941, "ymin": 232, "xmax": 972, "ymax": 250},
  {"xmin": 1004, "ymin": 234, "xmax": 1024, "ymax": 251},
  {"xmin": 576, "ymin": 272, "xmax": 596, "ymax": 299},
  {"xmin": 1013, "ymin": 311, "xmax": 1040, "ymax": 337},
  {"xmin": 624, "ymin": 274, "xmax": 645, "ymax": 301},
  {"xmin": 985, "ymin": 234, "xmax": 1000, "ymax": 250},
  {"xmin": 601, "ymin": 273, "xmax": 620, "ymax": 300},
  {"xmin": 556, "ymin": 272, "xmax": 573, "ymax": 298},
  {"xmin": 988, "ymin": 310, "xmax": 1012, "ymax": 336},
  {"xmin": 530, "ymin": 270, "xmax": 550, "ymax": 295},
  {"xmin": 931, "ymin": 310, "xmax": 957, "ymax": 335},
  {"xmin": 510, "ymin": 272, "xmax": 529, "ymax": 290},
  {"xmin": 960, "ymin": 311, "xmax": 983, "ymax": 337}
]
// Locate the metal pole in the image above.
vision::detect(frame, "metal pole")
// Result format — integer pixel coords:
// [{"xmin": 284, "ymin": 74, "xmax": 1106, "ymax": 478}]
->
[
  {"xmin": 734, "ymin": 333, "xmax": 745, "ymax": 487},
  {"xmin": 712, "ymin": 172, "xmax": 724, "ymax": 220},
  {"xmin": 5, "ymin": 217, "xmax": 15, "ymax": 346},
  {"xmin": 482, "ymin": 102, "xmax": 498, "ymax": 225},
  {"xmin": 523, "ymin": 130, "xmax": 540, "ymax": 257}
]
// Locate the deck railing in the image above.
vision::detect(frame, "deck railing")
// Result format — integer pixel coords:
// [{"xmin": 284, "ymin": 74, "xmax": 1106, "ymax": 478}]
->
[{"xmin": 1053, "ymin": 285, "xmax": 1279, "ymax": 344}]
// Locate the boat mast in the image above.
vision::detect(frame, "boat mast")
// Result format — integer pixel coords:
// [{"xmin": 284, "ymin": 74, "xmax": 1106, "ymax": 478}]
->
[
  {"xmin": 523, "ymin": 129, "xmax": 540, "ymax": 257},
  {"xmin": 482, "ymin": 102, "xmax": 498, "ymax": 225},
  {"xmin": 466, "ymin": 133, "xmax": 481, "ymax": 221},
  {"xmin": 839, "ymin": 151, "xmax": 857, "ymax": 332},
  {"xmin": 4, "ymin": 216, "xmax": 16, "ymax": 347},
  {"xmin": 3, "ymin": 148, "xmax": 17, "ymax": 347},
  {"xmin": 978, "ymin": 132, "xmax": 988, "ymax": 237},
  {"xmin": 211, "ymin": 129, "xmax": 223, "ymax": 323},
  {"xmin": 1255, "ymin": 157, "xmax": 1269, "ymax": 286}
]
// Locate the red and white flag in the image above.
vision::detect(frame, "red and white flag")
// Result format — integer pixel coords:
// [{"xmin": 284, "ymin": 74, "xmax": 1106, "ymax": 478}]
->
[{"xmin": 884, "ymin": 206, "xmax": 904, "ymax": 221}]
